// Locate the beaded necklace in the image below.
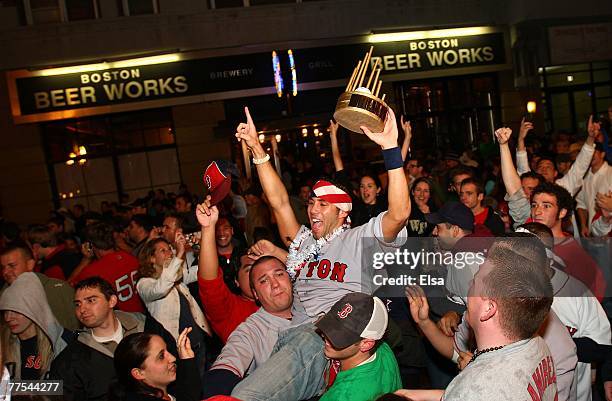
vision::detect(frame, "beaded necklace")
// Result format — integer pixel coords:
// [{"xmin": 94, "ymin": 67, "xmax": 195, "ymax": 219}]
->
[
  {"xmin": 469, "ymin": 345, "xmax": 505, "ymax": 364},
  {"xmin": 286, "ymin": 223, "xmax": 350, "ymax": 281}
]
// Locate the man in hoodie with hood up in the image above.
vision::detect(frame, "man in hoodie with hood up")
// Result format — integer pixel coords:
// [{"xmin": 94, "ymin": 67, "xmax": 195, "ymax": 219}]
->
[{"xmin": 0, "ymin": 272, "xmax": 72, "ymax": 379}]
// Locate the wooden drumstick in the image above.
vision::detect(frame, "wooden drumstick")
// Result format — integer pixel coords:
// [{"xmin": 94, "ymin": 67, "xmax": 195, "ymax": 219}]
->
[
  {"xmin": 381, "ymin": 93, "xmax": 386, "ymax": 102},
  {"xmin": 352, "ymin": 57, "xmax": 366, "ymax": 91},
  {"xmin": 374, "ymin": 80, "xmax": 382, "ymax": 98},
  {"xmin": 365, "ymin": 58, "xmax": 381, "ymax": 91},
  {"xmin": 346, "ymin": 61, "xmax": 361, "ymax": 91},
  {"xmin": 352, "ymin": 52, "xmax": 368, "ymax": 90},
  {"xmin": 370, "ymin": 67, "xmax": 381, "ymax": 93},
  {"xmin": 356, "ymin": 47, "xmax": 374, "ymax": 89}
]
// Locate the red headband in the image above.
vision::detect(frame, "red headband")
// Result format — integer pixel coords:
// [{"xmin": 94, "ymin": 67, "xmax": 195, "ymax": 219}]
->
[{"xmin": 312, "ymin": 180, "xmax": 352, "ymax": 212}]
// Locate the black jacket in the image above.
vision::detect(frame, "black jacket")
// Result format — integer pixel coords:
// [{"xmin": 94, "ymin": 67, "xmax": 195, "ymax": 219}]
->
[
  {"xmin": 351, "ymin": 198, "xmax": 388, "ymax": 227},
  {"xmin": 481, "ymin": 206, "xmax": 505, "ymax": 236},
  {"xmin": 49, "ymin": 311, "xmax": 144, "ymax": 401}
]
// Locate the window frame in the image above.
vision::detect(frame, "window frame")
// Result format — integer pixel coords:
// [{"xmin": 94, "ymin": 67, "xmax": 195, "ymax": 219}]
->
[
  {"xmin": 23, "ymin": 0, "xmax": 100, "ymax": 24},
  {"xmin": 539, "ymin": 61, "xmax": 612, "ymax": 133},
  {"xmin": 120, "ymin": 0, "xmax": 159, "ymax": 16},
  {"xmin": 41, "ymin": 107, "xmax": 180, "ymax": 208}
]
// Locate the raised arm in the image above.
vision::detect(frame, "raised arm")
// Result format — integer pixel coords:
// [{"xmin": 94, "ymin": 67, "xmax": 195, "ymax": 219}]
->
[
  {"xmin": 592, "ymin": 192, "xmax": 612, "ymax": 237},
  {"xmin": 400, "ymin": 115, "xmax": 412, "ymax": 162},
  {"xmin": 196, "ymin": 197, "xmax": 220, "ymax": 281},
  {"xmin": 576, "ymin": 188, "xmax": 590, "ymax": 237},
  {"xmin": 329, "ymin": 120, "xmax": 344, "ymax": 172},
  {"xmin": 517, "ymin": 117, "xmax": 532, "ymax": 153},
  {"xmin": 515, "ymin": 118, "xmax": 533, "ymax": 175},
  {"xmin": 557, "ymin": 115, "xmax": 597, "ymax": 195},
  {"xmin": 235, "ymin": 107, "xmax": 300, "ymax": 245},
  {"xmin": 137, "ymin": 255, "xmax": 183, "ymax": 302},
  {"xmin": 495, "ymin": 127, "xmax": 522, "ymax": 197},
  {"xmin": 361, "ymin": 108, "xmax": 410, "ymax": 241}
]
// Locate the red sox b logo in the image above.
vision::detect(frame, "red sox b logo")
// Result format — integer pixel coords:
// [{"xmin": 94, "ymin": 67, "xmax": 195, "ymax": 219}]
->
[
  {"xmin": 205, "ymin": 175, "xmax": 212, "ymax": 190},
  {"xmin": 337, "ymin": 303, "xmax": 353, "ymax": 319}
]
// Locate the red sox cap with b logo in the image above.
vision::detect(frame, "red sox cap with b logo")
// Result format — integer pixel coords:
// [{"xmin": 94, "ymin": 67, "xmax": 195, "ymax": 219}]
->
[
  {"xmin": 316, "ymin": 292, "xmax": 388, "ymax": 349},
  {"xmin": 203, "ymin": 161, "xmax": 231, "ymax": 205},
  {"xmin": 337, "ymin": 303, "xmax": 353, "ymax": 319}
]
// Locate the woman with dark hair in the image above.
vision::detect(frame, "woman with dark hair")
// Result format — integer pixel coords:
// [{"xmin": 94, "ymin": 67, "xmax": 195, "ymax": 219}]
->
[
  {"xmin": 407, "ymin": 177, "xmax": 436, "ymax": 237},
  {"xmin": 351, "ymin": 173, "xmax": 389, "ymax": 227},
  {"xmin": 329, "ymin": 120, "xmax": 388, "ymax": 227},
  {"xmin": 110, "ymin": 328, "xmax": 200, "ymax": 401}
]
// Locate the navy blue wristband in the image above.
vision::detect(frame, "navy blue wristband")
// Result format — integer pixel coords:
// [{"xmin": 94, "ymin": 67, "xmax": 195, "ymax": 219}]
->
[{"xmin": 383, "ymin": 147, "xmax": 403, "ymax": 170}]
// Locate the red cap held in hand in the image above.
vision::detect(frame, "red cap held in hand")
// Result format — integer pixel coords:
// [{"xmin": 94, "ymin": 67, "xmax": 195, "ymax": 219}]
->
[{"xmin": 203, "ymin": 161, "xmax": 231, "ymax": 205}]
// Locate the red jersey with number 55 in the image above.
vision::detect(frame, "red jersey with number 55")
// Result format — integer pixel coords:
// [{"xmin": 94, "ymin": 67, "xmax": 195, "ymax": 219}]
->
[{"xmin": 74, "ymin": 250, "xmax": 145, "ymax": 313}]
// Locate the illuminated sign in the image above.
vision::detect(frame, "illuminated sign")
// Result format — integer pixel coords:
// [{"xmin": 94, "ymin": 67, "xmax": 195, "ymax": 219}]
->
[
  {"xmin": 271, "ymin": 49, "xmax": 298, "ymax": 98},
  {"xmin": 296, "ymin": 29, "xmax": 507, "ymax": 83},
  {"xmin": 7, "ymin": 26, "xmax": 507, "ymax": 124},
  {"xmin": 272, "ymin": 51, "xmax": 283, "ymax": 97},
  {"xmin": 8, "ymin": 52, "xmax": 273, "ymax": 123},
  {"xmin": 288, "ymin": 49, "xmax": 297, "ymax": 96}
]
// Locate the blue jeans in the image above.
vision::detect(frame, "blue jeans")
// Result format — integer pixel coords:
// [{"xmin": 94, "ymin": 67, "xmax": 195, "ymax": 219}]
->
[{"xmin": 231, "ymin": 323, "xmax": 327, "ymax": 401}]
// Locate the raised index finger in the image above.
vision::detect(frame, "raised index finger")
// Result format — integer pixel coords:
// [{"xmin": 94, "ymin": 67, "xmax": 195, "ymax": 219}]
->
[{"xmin": 245, "ymin": 106, "xmax": 254, "ymax": 126}]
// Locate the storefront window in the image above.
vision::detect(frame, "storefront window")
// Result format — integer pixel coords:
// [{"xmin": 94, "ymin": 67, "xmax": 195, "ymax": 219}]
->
[
  {"xmin": 540, "ymin": 61, "xmax": 611, "ymax": 133},
  {"xmin": 42, "ymin": 108, "xmax": 180, "ymax": 211},
  {"xmin": 596, "ymin": 85, "xmax": 611, "ymax": 116},
  {"xmin": 395, "ymin": 74, "xmax": 500, "ymax": 153}
]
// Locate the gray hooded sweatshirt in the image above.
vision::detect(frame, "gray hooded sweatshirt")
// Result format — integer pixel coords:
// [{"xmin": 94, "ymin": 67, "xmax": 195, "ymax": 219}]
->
[{"xmin": 0, "ymin": 272, "xmax": 69, "ymax": 379}]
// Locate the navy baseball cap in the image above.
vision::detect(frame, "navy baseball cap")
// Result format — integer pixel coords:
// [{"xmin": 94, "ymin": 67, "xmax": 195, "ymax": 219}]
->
[
  {"xmin": 425, "ymin": 201, "xmax": 474, "ymax": 232},
  {"xmin": 316, "ymin": 292, "xmax": 388, "ymax": 349}
]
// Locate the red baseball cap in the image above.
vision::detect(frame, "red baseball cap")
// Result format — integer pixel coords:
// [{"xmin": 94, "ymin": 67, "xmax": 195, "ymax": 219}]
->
[{"xmin": 203, "ymin": 161, "xmax": 231, "ymax": 205}]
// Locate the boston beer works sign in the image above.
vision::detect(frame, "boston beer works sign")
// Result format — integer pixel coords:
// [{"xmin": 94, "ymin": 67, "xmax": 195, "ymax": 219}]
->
[{"xmin": 7, "ymin": 26, "xmax": 509, "ymax": 123}]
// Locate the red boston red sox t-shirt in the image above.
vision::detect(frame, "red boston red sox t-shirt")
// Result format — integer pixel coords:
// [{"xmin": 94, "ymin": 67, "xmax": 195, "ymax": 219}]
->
[{"xmin": 74, "ymin": 250, "xmax": 145, "ymax": 313}]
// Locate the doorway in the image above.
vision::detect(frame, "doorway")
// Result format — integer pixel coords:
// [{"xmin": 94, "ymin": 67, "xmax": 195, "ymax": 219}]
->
[{"xmin": 394, "ymin": 73, "xmax": 501, "ymax": 154}]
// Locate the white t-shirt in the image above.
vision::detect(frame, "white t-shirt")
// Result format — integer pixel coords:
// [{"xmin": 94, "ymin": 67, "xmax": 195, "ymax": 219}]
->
[{"xmin": 91, "ymin": 317, "xmax": 124, "ymax": 345}]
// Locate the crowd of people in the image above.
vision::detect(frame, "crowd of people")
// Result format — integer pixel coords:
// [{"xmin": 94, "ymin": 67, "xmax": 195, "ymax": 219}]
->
[{"xmin": 0, "ymin": 103, "xmax": 611, "ymax": 401}]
